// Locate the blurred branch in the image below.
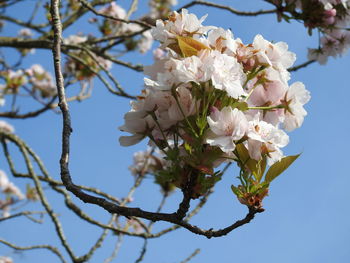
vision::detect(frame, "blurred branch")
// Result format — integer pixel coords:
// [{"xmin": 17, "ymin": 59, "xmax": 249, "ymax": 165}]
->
[
  {"xmin": 180, "ymin": 248, "xmax": 200, "ymax": 263},
  {"xmin": 0, "ymin": 96, "xmax": 56, "ymax": 119},
  {"xmin": 0, "ymin": 239, "xmax": 66, "ymax": 263},
  {"xmin": 179, "ymin": 1, "xmax": 277, "ymax": 16},
  {"xmin": 79, "ymin": 215, "xmax": 117, "ymax": 262},
  {"xmin": 81, "ymin": 47, "xmax": 136, "ymax": 98},
  {"xmin": 0, "ymin": 211, "xmax": 46, "ymax": 223},
  {"xmin": 77, "ymin": 0, "xmax": 151, "ymax": 28},
  {"xmin": 61, "ymin": 0, "xmax": 114, "ymax": 30},
  {"xmin": 3, "ymin": 134, "xmax": 78, "ymax": 262},
  {"xmin": 288, "ymin": 60, "xmax": 316, "ymax": 72},
  {"xmin": 0, "ymin": 15, "xmax": 48, "ymax": 34},
  {"xmin": 28, "ymin": 0, "xmax": 43, "ymax": 24},
  {"xmin": 134, "ymin": 239, "xmax": 148, "ymax": 263},
  {"xmin": 126, "ymin": 0, "xmax": 139, "ymax": 19},
  {"xmin": 104, "ymin": 234, "xmax": 123, "ymax": 263}
]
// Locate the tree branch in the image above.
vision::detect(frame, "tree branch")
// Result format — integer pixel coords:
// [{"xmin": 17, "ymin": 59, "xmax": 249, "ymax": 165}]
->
[
  {"xmin": 0, "ymin": 239, "xmax": 66, "ymax": 263},
  {"xmin": 179, "ymin": 1, "xmax": 277, "ymax": 16},
  {"xmin": 288, "ymin": 60, "xmax": 316, "ymax": 72},
  {"xmin": 77, "ymin": 0, "xmax": 151, "ymax": 28}
]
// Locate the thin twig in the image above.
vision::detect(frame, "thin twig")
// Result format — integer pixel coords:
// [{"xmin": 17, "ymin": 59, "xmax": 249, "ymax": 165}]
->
[
  {"xmin": 179, "ymin": 1, "xmax": 277, "ymax": 16},
  {"xmin": 2, "ymin": 133, "xmax": 78, "ymax": 261},
  {"xmin": 180, "ymin": 248, "xmax": 200, "ymax": 263},
  {"xmin": 77, "ymin": 0, "xmax": 151, "ymax": 28},
  {"xmin": 0, "ymin": 96, "xmax": 56, "ymax": 119},
  {"xmin": 0, "ymin": 211, "xmax": 46, "ymax": 223},
  {"xmin": 288, "ymin": 60, "xmax": 316, "ymax": 72},
  {"xmin": 103, "ymin": 234, "xmax": 123, "ymax": 263},
  {"xmin": 134, "ymin": 239, "xmax": 148, "ymax": 263},
  {"xmin": 0, "ymin": 239, "xmax": 66, "ymax": 263}
]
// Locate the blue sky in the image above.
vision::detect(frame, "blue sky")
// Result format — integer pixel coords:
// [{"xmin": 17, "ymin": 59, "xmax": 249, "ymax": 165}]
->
[{"xmin": 1, "ymin": 0, "xmax": 350, "ymax": 262}]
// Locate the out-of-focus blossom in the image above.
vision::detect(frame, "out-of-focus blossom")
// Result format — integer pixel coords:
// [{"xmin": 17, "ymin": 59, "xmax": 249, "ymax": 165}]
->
[
  {"xmin": 0, "ymin": 170, "xmax": 25, "ymax": 200},
  {"xmin": 26, "ymin": 64, "xmax": 57, "ymax": 98},
  {"xmin": 63, "ymin": 35, "xmax": 88, "ymax": 45},
  {"xmin": 270, "ymin": 0, "xmax": 350, "ymax": 63},
  {"xmin": 18, "ymin": 28, "xmax": 33, "ymax": 38},
  {"xmin": 0, "ymin": 121, "xmax": 14, "ymax": 133},
  {"xmin": 0, "ymin": 70, "xmax": 27, "ymax": 94},
  {"xmin": 0, "ymin": 256, "xmax": 13, "ymax": 263}
]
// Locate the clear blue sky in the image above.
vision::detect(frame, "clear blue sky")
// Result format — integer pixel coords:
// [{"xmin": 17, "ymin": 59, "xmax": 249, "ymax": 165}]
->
[{"xmin": 1, "ymin": 0, "xmax": 350, "ymax": 262}]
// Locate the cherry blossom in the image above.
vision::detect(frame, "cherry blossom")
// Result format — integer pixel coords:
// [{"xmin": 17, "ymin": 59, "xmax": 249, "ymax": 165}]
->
[
  {"xmin": 206, "ymin": 107, "xmax": 248, "ymax": 153},
  {"xmin": 120, "ymin": 9, "xmax": 310, "ymax": 205},
  {"xmin": 0, "ymin": 120, "xmax": 14, "ymax": 133},
  {"xmin": 282, "ymin": 82, "xmax": 311, "ymax": 131}
]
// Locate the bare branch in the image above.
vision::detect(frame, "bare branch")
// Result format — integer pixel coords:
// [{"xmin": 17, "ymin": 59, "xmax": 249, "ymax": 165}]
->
[
  {"xmin": 0, "ymin": 96, "xmax": 56, "ymax": 119},
  {"xmin": 78, "ymin": 215, "xmax": 117, "ymax": 262},
  {"xmin": 288, "ymin": 60, "xmax": 316, "ymax": 72},
  {"xmin": 126, "ymin": 0, "xmax": 139, "ymax": 19},
  {"xmin": 134, "ymin": 239, "xmax": 148, "ymax": 263},
  {"xmin": 77, "ymin": 0, "xmax": 151, "ymax": 28},
  {"xmin": 1, "ymin": 133, "xmax": 78, "ymax": 261},
  {"xmin": 179, "ymin": 1, "xmax": 277, "ymax": 16},
  {"xmin": 0, "ymin": 239, "xmax": 66, "ymax": 263},
  {"xmin": 0, "ymin": 211, "xmax": 46, "ymax": 223},
  {"xmin": 180, "ymin": 248, "xmax": 200, "ymax": 263},
  {"xmin": 104, "ymin": 235, "xmax": 123, "ymax": 263},
  {"xmin": 0, "ymin": 14, "xmax": 48, "ymax": 34}
]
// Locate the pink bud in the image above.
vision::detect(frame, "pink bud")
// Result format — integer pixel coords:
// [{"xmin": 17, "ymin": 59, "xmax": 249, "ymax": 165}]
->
[{"xmin": 324, "ymin": 8, "xmax": 337, "ymax": 18}]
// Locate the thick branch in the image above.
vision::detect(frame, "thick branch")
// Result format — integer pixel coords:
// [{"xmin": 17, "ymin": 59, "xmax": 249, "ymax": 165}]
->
[{"xmin": 50, "ymin": 0, "xmax": 260, "ymax": 239}]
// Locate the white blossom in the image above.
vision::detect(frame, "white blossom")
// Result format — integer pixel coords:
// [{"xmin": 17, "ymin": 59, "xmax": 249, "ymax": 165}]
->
[
  {"xmin": 201, "ymin": 50, "xmax": 246, "ymax": 98},
  {"xmin": 206, "ymin": 107, "xmax": 248, "ymax": 153},
  {"xmin": 282, "ymin": 82, "xmax": 311, "ymax": 131},
  {"xmin": 63, "ymin": 35, "xmax": 88, "ymax": 45},
  {"xmin": 247, "ymin": 114, "xmax": 289, "ymax": 165}
]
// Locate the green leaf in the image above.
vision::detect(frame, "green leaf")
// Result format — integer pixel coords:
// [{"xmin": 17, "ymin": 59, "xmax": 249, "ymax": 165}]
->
[
  {"xmin": 231, "ymin": 185, "xmax": 240, "ymax": 196},
  {"xmin": 236, "ymin": 144, "xmax": 265, "ymax": 182},
  {"xmin": 255, "ymin": 157, "xmax": 267, "ymax": 183},
  {"xmin": 264, "ymin": 154, "xmax": 300, "ymax": 183}
]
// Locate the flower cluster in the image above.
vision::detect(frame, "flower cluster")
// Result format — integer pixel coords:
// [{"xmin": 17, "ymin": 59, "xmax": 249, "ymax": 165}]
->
[
  {"xmin": 0, "ymin": 70, "xmax": 27, "ymax": 105},
  {"xmin": 26, "ymin": 64, "xmax": 56, "ymax": 98},
  {"xmin": 64, "ymin": 50, "xmax": 112, "ymax": 81},
  {"xmin": 17, "ymin": 28, "xmax": 35, "ymax": 56},
  {"xmin": 128, "ymin": 148, "xmax": 175, "ymax": 193},
  {"xmin": 0, "ymin": 170, "xmax": 25, "ymax": 217},
  {"xmin": 120, "ymin": 10, "xmax": 310, "ymax": 208},
  {"xmin": 272, "ymin": 0, "xmax": 350, "ymax": 64},
  {"xmin": 149, "ymin": 0, "xmax": 178, "ymax": 20},
  {"xmin": 0, "ymin": 65, "xmax": 56, "ymax": 106}
]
